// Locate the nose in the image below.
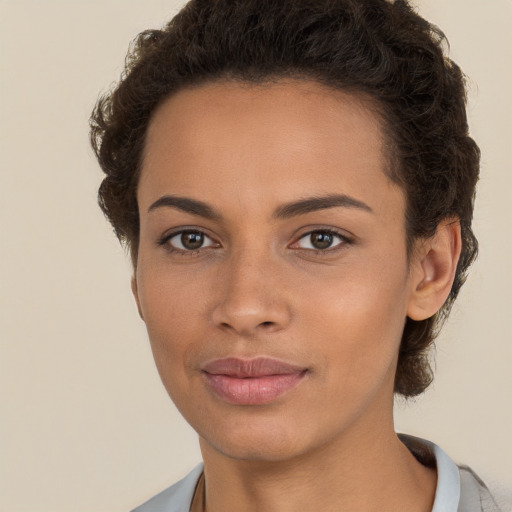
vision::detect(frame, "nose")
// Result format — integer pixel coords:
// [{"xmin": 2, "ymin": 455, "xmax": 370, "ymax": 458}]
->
[{"xmin": 211, "ymin": 248, "xmax": 292, "ymax": 337}]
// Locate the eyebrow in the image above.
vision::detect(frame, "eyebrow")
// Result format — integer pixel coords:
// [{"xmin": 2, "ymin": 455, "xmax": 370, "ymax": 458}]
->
[
  {"xmin": 148, "ymin": 195, "xmax": 221, "ymax": 219},
  {"xmin": 273, "ymin": 194, "xmax": 373, "ymax": 218},
  {"xmin": 147, "ymin": 193, "xmax": 373, "ymax": 219}
]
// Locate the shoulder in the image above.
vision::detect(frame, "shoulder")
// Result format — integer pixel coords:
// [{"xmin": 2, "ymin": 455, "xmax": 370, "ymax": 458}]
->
[{"xmin": 130, "ymin": 464, "xmax": 203, "ymax": 512}]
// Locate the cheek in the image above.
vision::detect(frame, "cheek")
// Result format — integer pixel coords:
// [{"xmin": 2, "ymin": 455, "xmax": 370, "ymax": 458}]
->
[
  {"xmin": 138, "ymin": 260, "xmax": 208, "ymax": 330},
  {"xmin": 136, "ymin": 267, "xmax": 209, "ymax": 383},
  {"xmin": 297, "ymin": 258, "xmax": 409, "ymax": 386},
  {"xmin": 137, "ymin": 239, "xmax": 410, "ymax": 403}
]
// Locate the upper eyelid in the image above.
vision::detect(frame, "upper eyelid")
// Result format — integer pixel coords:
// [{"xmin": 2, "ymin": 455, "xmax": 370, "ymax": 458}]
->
[
  {"xmin": 299, "ymin": 228, "xmax": 346, "ymax": 238},
  {"xmin": 294, "ymin": 226, "xmax": 352, "ymax": 242},
  {"xmin": 160, "ymin": 227, "xmax": 215, "ymax": 241},
  {"xmin": 161, "ymin": 228, "xmax": 216, "ymax": 246}
]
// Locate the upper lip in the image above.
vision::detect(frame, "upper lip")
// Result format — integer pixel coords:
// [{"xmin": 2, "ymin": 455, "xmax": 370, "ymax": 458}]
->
[{"xmin": 202, "ymin": 357, "xmax": 306, "ymax": 377}]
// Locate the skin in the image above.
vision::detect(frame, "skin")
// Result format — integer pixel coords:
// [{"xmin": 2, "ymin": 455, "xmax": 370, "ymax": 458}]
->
[{"xmin": 132, "ymin": 80, "xmax": 461, "ymax": 512}]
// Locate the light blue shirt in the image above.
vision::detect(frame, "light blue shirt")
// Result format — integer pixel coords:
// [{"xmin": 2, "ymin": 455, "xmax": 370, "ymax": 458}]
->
[{"xmin": 132, "ymin": 435, "xmax": 501, "ymax": 512}]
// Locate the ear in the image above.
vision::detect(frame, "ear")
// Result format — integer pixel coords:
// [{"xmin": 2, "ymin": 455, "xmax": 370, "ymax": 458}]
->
[
  {"xmin": 131, "ymin": 274, "xmax": 145, "ymax": 321},
  {"xmin": 407, "ymin": 218, "xmax": 462, "ymax": 321}
]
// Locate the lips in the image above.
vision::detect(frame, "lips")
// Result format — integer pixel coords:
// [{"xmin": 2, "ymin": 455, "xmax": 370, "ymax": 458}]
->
[{"xmin": 201, "ymin": 357, "xmax": 307, "ymax": 405}]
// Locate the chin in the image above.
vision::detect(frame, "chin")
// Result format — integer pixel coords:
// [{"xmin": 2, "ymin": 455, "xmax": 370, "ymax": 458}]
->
[
  {"xmin": 204, "ymin": 432, "xmax": 309, "ymax": 463},
  {"xmin": 195, "ymin": 408, "xmax": 331, "ymax": 464}
]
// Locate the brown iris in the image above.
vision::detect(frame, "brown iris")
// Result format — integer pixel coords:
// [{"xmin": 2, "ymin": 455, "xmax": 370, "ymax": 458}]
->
[
  {"xmin": 181, "ymin": 231, "xmax": 204, "ymax": 250},
  {"xmin": 310, "ymin": 231, "xmax": 334, "ymax": 250}
]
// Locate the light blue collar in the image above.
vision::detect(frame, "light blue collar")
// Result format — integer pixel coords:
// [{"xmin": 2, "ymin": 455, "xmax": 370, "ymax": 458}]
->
[
  {"xmin": 133, "ymin": 435, "xmax": 464, "ymax": 512},
  {"xmin": 399, "ymin": 433, "xmax": 461, "ymax": 512}
]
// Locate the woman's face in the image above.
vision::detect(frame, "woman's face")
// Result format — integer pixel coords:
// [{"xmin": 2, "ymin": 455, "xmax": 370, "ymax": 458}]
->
[{"xmin": 133, "ymin": 80, "xmax": 416, "ymax": 461}]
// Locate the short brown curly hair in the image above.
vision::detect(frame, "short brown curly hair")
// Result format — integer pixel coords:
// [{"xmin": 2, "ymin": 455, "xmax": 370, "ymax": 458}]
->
[{"xmin": 90, "ymin": 0, "xmax": 479, "ymax": 397}]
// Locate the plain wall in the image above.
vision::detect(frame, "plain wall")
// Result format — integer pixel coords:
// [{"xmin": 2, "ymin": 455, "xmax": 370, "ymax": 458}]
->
[{"xmin": 0, "ymin": 1, "xmax": 510, "ymax": 510}]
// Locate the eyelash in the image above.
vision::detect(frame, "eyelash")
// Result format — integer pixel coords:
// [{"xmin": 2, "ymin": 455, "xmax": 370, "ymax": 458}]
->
[
  {"xmin": 157, "ymin": 229, "xmax": 218, "ymax": 258},
  {"xmin": 157, "ymin": 228, "xmax": 353, "ymax": 257}
]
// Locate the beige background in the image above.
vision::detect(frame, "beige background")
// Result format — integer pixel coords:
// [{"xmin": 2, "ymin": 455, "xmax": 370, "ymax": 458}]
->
[{"xmin": 1, "ymin": 0, "xmax": 511, "ymax": 510}]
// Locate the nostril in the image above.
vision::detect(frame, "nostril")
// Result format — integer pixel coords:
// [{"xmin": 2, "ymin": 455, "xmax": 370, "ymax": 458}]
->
[{"xmin": 212, "ymin": 301, "xmax": 291, "ymax": 335}]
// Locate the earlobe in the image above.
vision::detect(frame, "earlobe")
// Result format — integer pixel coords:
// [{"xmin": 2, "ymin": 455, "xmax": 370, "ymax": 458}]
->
[
  {"xmin": 407, "ymin": 218, "xmax": 462, "ymax": 321},
  {"xmin": 131, "ymin": 275, "xmax": 145, "ymax": 321}
]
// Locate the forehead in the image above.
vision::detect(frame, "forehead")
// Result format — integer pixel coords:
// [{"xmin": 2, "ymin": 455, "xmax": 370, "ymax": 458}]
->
[{"xmin": 139, "ymin": 79, "xmax": 401, "ymax": 219}]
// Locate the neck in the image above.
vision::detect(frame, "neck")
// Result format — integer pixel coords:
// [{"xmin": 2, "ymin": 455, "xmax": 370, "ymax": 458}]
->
[{"xmin": 199, "ymin": 411, "xmax": 436, "ymax": 512}]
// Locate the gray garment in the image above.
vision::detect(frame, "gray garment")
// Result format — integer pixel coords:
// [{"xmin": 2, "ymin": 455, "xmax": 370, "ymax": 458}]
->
[
  {"xmin": 131, "ymin": 464, "xmax": 203, "ymax": 512},
  {"xmin": 131, "ymin": 436, "xmax": 501, "ymax": 512},
  {"xmin": 458, "ymin": 466, "xmax": 503, "ymax": 512},
  {"xmin": 398, "ymin": 434, "xmax": 501, "ymax": 512}
]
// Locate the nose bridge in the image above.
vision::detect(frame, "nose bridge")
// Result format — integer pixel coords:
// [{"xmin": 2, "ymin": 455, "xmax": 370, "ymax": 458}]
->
[{"xmin": 212, "ymin": 239, "xmax": 290, "ymax": 336}]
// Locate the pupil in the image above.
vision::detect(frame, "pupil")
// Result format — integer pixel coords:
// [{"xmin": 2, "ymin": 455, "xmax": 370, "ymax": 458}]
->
[
  {"xmin": 182, "ymin": 231, "xmax": 203, "ymax": 250},
  {"xmin": 311, "ymin": 232, "xmax": 332, "ymax": 249}
]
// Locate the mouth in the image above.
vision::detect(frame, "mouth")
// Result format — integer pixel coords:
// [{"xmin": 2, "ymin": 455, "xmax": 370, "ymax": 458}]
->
[{"xmin": 201, "ymin": 357, "xmax": 308, "ymax": 405}]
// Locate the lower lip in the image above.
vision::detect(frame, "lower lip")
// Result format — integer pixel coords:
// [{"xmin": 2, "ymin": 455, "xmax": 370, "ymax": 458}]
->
[{"xmin": 203, "ymin": 372, "xmax": 307, "ymax": 405}]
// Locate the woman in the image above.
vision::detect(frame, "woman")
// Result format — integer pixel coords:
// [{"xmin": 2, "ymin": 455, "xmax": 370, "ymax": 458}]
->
[{"xmin": 90, "ymin": 0, "xmax": 501, "ymax": 510}]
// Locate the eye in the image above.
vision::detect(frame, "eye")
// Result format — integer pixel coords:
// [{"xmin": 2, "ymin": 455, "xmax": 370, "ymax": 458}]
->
[
  {"xmin": 162, "ymin": 230, "xmax": 217, "ymax": 252},
  {"xmin": 295, "ymin": 229, "xmax": 348, "ymax": 251}
]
